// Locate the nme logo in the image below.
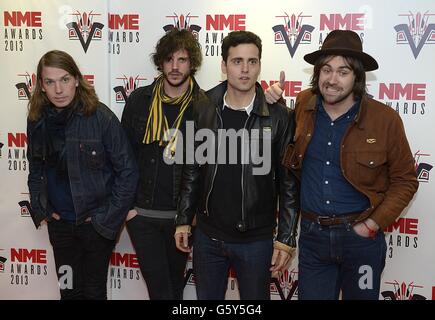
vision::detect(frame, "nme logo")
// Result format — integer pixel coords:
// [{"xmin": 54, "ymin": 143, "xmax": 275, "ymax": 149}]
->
[
  {"xmin": 385, "ymin": 218, "xmax": 418, "ymax": 258},
  {"xmin": 8, "ymin": 132, "xmax": 27, "ymax": 148},
  {"xmin": 15, "ymin": 72, "xmax": 36, "ymax": 100},
  {"xmin": 319, "ymin": 13, "xmax": 365, "ymax": 31},
  {"xmin": 260, "ymin": 80, "xmax": 302, "ymax": 98},
  {"xmin": 163, "ymin": 12, "xmax": 201, "ymax": 38},
  {"xmin": 10, "ymin": 248, "xmax": 47, "ymax": 264},
  {"xmin": 382, "ymin": 281, "xmax": 426, "ymax": 300},
  {"xmin": 378, "ymin": 83, "xmax": 426, "ymax": 100},
  {"xmin": 83, "ymin": 74, "xmax": 95, "ymax": 86},
  {"xmin": 385, "ymin": 218, "xmax": 418, "ymax": 235},
  {"xmin": 108, "ymin": 14, "xmax": 139, "ymax": 30},
  {"xmin": 394, "ymin": 12, "xmax": 435, "ymax": 58},
  {"xmin": 67, "ymin": 11, "xmax": 104, "ymax": 53},
  {"xmin": 205, "ymin": 14, "xmax": 246, "ymax": 31},
  {"xmin": 414, "ymin": 150, "xmax": 432, "ymax": 183},
  {"xmin": 273, "ymin": 12, "xmax": 314, "ymax": 58},
  {"xmin": 113, "ymin": 75, "xmax": 146, "ymax": 103},
  {"xmin": 3, "ymin": 11, "xmax": 42, "ymax": 27},
  {"xmin": 110, "ymin": 252, "xmax": 139, "ymax": 268}
]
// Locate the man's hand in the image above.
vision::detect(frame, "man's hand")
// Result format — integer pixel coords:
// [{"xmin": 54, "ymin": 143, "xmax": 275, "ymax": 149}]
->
[
  {"xmin": 174, "ymin": 225, "xmax": 192, "ymax": 253},
  {"xmin": 51, "ymin": 213, "xmax": 60, "ymax": 220},
  {"xmin": 353, "ymin": 218, "xmax": 380, "ymax": 238},
  {"xmin": 270, "ymin": 247, "xmax": 294, "ymax": 278},
  {"xmin": 264, "ymin": 70, "xmax": 285, "ymax": 104},
  {"xmin": 125, "ymin": 209, "xmax": 138, "ymax": 221},
  {"xmin": 41, "ymin": 212, "xmax": 60, "ymax": 225}
]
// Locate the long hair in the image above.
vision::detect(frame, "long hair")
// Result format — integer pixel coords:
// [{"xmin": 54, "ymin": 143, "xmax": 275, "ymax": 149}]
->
[
  {"xmin": 309, "ymin": 55, "xmax": 367, "ymax": 101},
  {"xmin": 152, "ymin": 29, "xmax": 202, "ymax": 75},
  {"xmin": 28, "ymin": 50, "xmax": 99, "ymax": 121}
]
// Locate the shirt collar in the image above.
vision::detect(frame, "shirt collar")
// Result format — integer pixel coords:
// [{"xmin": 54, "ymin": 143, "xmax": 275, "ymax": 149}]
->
[
  {"xmin": 317, "ymin": 96, "xmax": 361, "ymax": 122},
  {"xmin": 222, "ymin": 91, "xmax": 256, "ymax": 116}
]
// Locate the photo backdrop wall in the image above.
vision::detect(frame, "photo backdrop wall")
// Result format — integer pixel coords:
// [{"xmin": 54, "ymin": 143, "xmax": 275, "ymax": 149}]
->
[{"xmin": 0, "ymin": 0, "xmax": 433, "ymax": 300}]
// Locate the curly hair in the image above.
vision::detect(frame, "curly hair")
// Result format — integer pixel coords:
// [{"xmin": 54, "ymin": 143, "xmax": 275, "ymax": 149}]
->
[{"xmin": 152, "ymin": 29, "xmax": 202, "ymax": 75}]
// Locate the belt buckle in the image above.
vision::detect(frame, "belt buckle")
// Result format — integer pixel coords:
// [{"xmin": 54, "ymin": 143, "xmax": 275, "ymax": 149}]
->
[{"xmin": 317, "ymin": 215, "xmax": 331, "ymax": 225}]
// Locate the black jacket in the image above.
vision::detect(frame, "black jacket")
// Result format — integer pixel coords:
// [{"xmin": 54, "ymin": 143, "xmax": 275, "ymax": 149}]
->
[
  {"xmin": 175, "ymin": 81, "xmax": 300, "ymax": 247},
  {"xmin": 27, "ymin": 103, "xmax": 138, "ymax": 240},
  {"xmin": 121, "ymin": 78, "xmax": 206, "ymax": 209}
]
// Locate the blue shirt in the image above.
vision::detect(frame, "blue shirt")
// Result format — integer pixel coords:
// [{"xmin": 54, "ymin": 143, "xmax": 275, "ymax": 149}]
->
[{"xmin": 300, "ymin": 97, "xmax": 370, "ymax": 216}]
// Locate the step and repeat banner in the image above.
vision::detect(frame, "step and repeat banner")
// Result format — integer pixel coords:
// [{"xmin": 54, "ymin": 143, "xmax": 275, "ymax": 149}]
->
[{"xmin": 0, "ymin": 0, "xmax": 433, "ymax": 300}]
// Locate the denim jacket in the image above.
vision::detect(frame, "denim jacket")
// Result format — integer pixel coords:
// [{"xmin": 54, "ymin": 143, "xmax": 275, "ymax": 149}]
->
[{"xmin": 27, "ymin": 103, "xmax": 139, "ymax": 240}]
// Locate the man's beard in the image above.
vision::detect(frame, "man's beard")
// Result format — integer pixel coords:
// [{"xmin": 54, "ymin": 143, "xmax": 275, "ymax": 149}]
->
[
  {"xmin": 164, "ymin": 72, "xmax": 190, "ymax": 88},
  {"xmin": 321, "ymin": 85, "xmax": 353, "ymax": 105}
]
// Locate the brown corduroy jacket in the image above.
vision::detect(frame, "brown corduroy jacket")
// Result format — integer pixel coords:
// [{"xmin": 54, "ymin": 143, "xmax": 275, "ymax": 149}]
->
[{"xmin": 282, "ymin": 89, "xmax": 418, "ymax": 230}]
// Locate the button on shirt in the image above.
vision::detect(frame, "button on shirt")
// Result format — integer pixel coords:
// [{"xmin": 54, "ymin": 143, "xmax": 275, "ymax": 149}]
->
[{"xmin": 300, "ymin": 97, "xmax": 370, "ymax": 216}]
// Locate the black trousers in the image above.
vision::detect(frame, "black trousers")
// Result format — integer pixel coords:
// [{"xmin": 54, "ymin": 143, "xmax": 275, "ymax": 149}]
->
[
  {"xmin": 126, "ymin": 215, "xmax": 189, "ymax": 299},
  {"xmin": 47, "ymin": 220, "xmax": 116, "ymax": 300}
]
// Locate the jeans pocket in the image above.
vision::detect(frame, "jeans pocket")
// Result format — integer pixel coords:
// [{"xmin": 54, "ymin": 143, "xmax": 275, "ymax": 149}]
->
[{"xmin": 349, "ymin": 225, "xmax": 374, "ymax": 240}]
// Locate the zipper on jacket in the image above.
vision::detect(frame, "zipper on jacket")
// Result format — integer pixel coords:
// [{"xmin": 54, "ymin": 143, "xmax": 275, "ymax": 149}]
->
[
  {"xmin": 239, "ymin": 114, "xmax": 252, "ymax": 230},
  {"xmin": 205, "ymin": 108, "xmax": 224, "ymax": 216}
]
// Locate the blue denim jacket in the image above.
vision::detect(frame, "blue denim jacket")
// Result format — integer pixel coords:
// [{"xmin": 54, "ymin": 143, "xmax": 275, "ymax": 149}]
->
[{"xmin": 27, "ymin": 103, "xmax": 139, "ymax": 240}]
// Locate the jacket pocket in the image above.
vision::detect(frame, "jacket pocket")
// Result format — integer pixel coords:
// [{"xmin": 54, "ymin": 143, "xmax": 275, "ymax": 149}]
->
[
  {"xmin": 356, "ymin": 151, "xmax": 387, "ymax": 186},
  {"xmin": 80, "ymin": 142, "xmax": 105, "ymax": 170}
]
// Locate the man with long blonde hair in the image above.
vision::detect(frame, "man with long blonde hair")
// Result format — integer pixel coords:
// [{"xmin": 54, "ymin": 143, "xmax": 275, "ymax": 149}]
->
[{"xmin": 27, "ymin": 50, "xmax": 138, "ymax": 299}]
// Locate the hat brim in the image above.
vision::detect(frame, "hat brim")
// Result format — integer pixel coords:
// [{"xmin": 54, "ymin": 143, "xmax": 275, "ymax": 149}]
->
[{"xmin": 304, "ymin": 48, "xmax": 379, "ymax": 71}]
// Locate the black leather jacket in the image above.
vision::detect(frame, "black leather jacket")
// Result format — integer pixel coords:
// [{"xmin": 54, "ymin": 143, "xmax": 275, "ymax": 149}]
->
[{"xmin": 175, "ymin": 81, "xmax": 300, "ymax": 247}]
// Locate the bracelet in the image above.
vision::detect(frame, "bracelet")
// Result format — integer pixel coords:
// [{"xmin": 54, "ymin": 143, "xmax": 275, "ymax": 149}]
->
[{"xmin": 362, "ymin": 221, "xmax": 377, "ymax": 237}]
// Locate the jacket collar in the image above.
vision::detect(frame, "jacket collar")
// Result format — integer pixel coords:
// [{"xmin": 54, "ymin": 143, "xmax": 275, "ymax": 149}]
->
[
  {"xmin": 30, "ymin": 100, "xmax": 82, "ymax": 132},
  {"xmin": 207, "ymin": 81, "xmax": 270, "ymax": 117},
  {"xmin": 304, "ymin": 91, "xmax": 369, "ymax": 129}
]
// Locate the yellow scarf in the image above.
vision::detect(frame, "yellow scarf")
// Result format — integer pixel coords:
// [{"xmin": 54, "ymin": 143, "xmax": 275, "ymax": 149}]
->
[{"xmin": 143, "ymin": 75, "xmax": 193, "ymax": 158}]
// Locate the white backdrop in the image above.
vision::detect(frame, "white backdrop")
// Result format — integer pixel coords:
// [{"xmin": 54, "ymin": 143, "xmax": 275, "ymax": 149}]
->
[{"xmin": 0, "ymin": 0, "xmax": 433, "ymax": 300}]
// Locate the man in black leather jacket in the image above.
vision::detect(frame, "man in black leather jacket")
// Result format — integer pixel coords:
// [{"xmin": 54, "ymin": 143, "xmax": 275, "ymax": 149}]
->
[{"xmin": 174, "ymin": 31, "xmax": 299, "ymax": 300}]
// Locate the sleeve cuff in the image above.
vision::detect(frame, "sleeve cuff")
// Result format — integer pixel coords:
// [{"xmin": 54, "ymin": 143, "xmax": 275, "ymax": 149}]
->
[
  {"xmin": 274, "ymin": 240, "xmax": 295, "ymax": 254},
  {"xmin": 175, "ymin": 225, "xmax": 191, "ymax": 235}
]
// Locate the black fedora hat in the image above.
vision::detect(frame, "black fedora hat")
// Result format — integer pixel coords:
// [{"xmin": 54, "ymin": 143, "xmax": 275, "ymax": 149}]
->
[{"xmin": 304, "ymin": 30, "xmax": 378, "ymax": 71}]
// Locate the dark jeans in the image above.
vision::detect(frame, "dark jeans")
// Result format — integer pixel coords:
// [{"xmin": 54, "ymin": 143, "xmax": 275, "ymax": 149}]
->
[
  {"xmin": 193, "ymin": 228, "xmax": 273, "ymax": 300},
  {"xmin": 126, "ymin": 215, "xmax": 189, "ymax": 300},
  {"xmin": 298, "ymin": 218, "xmax": 387, "ymax": 300},
  {"xmin": 47, "ymin": 219, "xmax": 116, "ymax": 300}
]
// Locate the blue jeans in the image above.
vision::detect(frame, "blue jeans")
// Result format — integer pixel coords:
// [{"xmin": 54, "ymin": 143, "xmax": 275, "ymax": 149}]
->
[
  {"xmin": 126, "ymin": 215, "xmax": 189, "ymax": 300},
  {"xmin": 193, "ymin": 228, "xmax": 273, "ymax": 300},
  {"xmin": 47, "ymin": 219, "xmax": 116, "ymax": 300},
  {"xmin": 298, "ymin": 218, "xmax": 387, "ymax": 300}
]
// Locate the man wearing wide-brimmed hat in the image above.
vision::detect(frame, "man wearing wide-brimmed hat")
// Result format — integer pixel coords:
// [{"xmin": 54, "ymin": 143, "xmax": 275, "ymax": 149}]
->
[{"xmin": 268, "ymin": 30, "xmax": 418, "ymax": 300}]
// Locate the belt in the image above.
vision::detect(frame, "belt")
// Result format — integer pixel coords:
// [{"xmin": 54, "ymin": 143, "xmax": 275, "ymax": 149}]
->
[{"xmin": 301, "ymin": 211, "xmax": 366, "ymax": 226}]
